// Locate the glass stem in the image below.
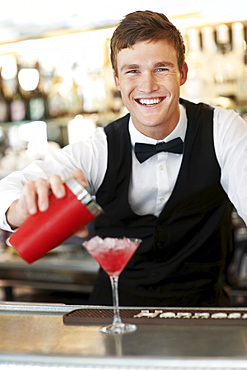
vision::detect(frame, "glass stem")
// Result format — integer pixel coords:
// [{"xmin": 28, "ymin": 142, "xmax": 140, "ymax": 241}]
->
[{"xmin": 109, "ymin": 275, "xmax": 122, "ymax": 326}]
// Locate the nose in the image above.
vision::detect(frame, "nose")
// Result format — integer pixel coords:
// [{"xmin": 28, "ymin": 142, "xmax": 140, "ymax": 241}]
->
[{"xmin": 138, "ymin": 72, "xmax": 158, "ymax": 94}]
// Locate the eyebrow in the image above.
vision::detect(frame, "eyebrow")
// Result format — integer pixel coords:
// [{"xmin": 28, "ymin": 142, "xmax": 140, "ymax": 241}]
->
[
  {"xmin": 120, "ymin": 64, "xmax": 139, "ymax": 72},
  {"xmin": 154, "ymin": 61, "xmax": 175, "ymax": 68},
  {"xmin": 120, "ymin": 61, "xmax": 175, "ymax": 72}
]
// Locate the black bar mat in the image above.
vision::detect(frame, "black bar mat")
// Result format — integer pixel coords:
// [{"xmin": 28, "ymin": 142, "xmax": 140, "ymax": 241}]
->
[{"xmin": 63, "ymin": 307, "xmax": 247, "ymax": 326}]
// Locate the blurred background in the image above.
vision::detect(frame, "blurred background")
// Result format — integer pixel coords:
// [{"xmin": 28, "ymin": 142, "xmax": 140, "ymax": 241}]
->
[
  {"xmin": 0, "ymin": 0, "xmax": 247, "ymax": 305},
  {"xmin": 0, "ymin": 0, "xmax": 246, "ymax": 169}
]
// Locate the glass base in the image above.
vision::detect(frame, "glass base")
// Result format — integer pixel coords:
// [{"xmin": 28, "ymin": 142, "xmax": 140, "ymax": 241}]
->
[{"xmin": 99, "ymin": 322, "xmax": 137, "ymax": 334}]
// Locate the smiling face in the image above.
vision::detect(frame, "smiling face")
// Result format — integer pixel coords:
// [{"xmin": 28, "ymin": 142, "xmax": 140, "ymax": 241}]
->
[{"xmin": 114, "ymin": 39, "xmax": 188, "ymax": 140}]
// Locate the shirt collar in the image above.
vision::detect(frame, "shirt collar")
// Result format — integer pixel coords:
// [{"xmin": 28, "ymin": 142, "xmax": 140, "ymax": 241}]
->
[{"xmin": 129, "ymin": 103, "xmax": 187, "ymax": 146}]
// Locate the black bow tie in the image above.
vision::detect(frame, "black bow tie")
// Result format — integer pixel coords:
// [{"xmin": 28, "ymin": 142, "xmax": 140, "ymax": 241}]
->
[{"xmin": 135, "ymin": 138, "xmax": 184, "ymax": 163}]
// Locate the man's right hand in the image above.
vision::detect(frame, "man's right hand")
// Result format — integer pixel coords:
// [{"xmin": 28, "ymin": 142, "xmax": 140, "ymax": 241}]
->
[{"xmin": 6, "ymin": 169, "xmax": 88, "ymax": 230}]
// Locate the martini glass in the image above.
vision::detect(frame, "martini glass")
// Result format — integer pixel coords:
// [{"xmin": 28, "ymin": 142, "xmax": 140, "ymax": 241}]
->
[{"xmin": 83, "ymin": 236, "xmax": 141, "ymax": 334}]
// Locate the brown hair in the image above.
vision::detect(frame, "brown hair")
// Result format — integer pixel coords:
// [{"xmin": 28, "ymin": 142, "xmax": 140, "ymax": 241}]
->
[{"xmin": 110, "ymin": 10, "xmax": 186, "ymax": 74}]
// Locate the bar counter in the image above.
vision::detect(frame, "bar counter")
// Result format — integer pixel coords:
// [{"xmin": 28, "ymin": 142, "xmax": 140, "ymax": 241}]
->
[
  {"xmin": 0, "ymin": 244, "xmax": 99, "ymax": 300},
  {"xmin": 1, "ymin": 302, "xmax": 247, "ymax": 369}
]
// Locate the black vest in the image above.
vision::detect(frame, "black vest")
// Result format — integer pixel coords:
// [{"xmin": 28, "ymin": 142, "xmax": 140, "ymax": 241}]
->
[{"xmin": 91, "ymin": 99, "xmax": 233, "ymax": 307}]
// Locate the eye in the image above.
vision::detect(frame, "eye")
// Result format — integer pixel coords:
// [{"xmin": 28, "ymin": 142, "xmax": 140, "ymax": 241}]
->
[
  {"xmin": 156, "ymin": 67, "xmax": 169, "ymax": 72},
  {"xmin": 127, "ymin": 69, "xmax": 139, "ymax": 74}
]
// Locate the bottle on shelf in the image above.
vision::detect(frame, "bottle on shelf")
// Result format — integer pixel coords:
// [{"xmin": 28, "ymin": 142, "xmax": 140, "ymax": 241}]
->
[
  {"xmin": 46, "ymin": 68, "xmax": 70, "ymax": 118},
  {"xmin": 236, "ymin": 50, "xmax": 247, "ymax": 108},
  {"xmin": 18, "ymin": 62, "xmax": 47, "ymax": 121},
  {"xmin": 0, "ymin": 68, "xmax": 10, "ymax": 123},
  {"xmin": 8, "ymin": 62, "xmax": 27, "ymax": 122},
  {"xmin": 201, "ymin": 26, "xmax": 217, "ymax": 103},
  {"xmin": 182, "ymin": 28, "xmax": 206, "ymax": 102},
  {"xmin": 234, "ymin": 23, "xmax": 247, "ymax": 108},
  {"xmin": 214, "ymin": 24, "xmax": 237, "ymax": 101}
]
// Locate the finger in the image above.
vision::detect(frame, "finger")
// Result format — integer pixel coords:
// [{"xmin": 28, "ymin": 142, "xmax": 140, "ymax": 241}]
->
[
  {"xmin": 71, "ymin": 169, "xmax": 88, "ymax": 188},
  {"xmin": 49, "ymin": 174, "xmax": 66, "ymax": 198},
  {"xmin": 34, "ymin": 178, "xmax": 51, "ymax": 212},
  {"xmin": 75, "ymin": 227, "xmax": 89, "ymax": 238},
  {"xmin": 22, "ymin": 181, "xmax": 39, "ymax": 214}
]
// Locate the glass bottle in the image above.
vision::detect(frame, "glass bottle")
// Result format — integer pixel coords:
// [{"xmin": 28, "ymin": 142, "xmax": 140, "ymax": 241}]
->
[
  {"xmin": 9, "ymin": 63, "xmax": 27, "ymax": 122},
  {"xmin": 214, "ymin": 24, "xmax": 236, "ymax": 100},
  {"xmin": 0, "ymin": 68, "xmax": 10, "ymax": 123},
  {"xmin": 183, "ymin": 28, "xmax": 205, "ymax": 102},
  {"xmin": 26, "ymin": 62, "xmax": 47, "ymax": 121}
]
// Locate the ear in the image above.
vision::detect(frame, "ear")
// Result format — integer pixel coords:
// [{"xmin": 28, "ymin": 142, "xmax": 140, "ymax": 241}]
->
[
  {"xmin": 180, "ymin": 62, "xmax": 188, "ymax": 86},
  {"xmin": 113, "ymin": 71, "xmax": 121, "ymax": 91}
]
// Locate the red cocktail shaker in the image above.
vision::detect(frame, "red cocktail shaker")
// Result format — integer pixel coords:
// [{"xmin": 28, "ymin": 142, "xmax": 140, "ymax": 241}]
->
[{"xmin": 8, "ymin": 177, "xmax": 103, "ymax": 263}]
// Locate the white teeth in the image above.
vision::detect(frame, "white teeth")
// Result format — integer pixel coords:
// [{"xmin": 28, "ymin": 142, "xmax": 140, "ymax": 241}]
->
[{"xmin": 138, "ymin": 98, "xmax": 161, "ymax": 106}]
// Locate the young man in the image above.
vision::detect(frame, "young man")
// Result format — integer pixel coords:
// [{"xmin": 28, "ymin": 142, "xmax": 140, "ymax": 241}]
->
[{"xmin": 1, "ymin": 10, "xmax": 247, "ymax": 307}]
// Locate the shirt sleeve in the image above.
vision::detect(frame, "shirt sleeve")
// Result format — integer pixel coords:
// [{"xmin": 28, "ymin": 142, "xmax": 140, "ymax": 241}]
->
[
  {"xmin": 0, "ymin": 127, "xmax": 107, "ymax": 231},
  {"xmin": 213, "ymin": 106, "xmax": 247, "ymax": 225}
]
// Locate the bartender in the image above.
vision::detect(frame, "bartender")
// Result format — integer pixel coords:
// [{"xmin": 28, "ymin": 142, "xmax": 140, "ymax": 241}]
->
[{"xmin": 0, "ymin": 10, "xmax": 247, "ymax": 307}]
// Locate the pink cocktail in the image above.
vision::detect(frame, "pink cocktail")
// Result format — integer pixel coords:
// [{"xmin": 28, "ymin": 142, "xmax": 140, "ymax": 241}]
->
[{"xmin": 83, "ymin": 236, "xmax": 141, "ymax": 334}]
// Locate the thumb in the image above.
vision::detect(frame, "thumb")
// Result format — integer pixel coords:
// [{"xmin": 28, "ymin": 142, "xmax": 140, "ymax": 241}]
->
[
  {"xmin": 75, "ymin": 227, "xmax": 89, "ymax": 238},
  {"xmin": 71, "ymin": 169, "xmax": 88, "ymax": 188}
]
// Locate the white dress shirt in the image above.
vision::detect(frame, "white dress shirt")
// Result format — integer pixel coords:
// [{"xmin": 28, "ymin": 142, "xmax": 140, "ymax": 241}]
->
[{"xmin": 0, "ymin": 103, "xmax": 247, "ymax": 231}]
